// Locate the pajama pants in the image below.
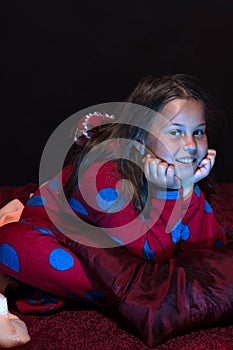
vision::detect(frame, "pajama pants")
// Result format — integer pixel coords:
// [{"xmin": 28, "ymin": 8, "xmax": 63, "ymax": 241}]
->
[{"xmin": 0, "ymin": 221, "xmax": 107, "ymax": 313}]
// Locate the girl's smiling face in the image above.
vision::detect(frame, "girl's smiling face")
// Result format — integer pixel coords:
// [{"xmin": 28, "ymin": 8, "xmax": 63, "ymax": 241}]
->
[{"xmin": 147, "ymin": 98, "xmax": 208, "ymax": 180}]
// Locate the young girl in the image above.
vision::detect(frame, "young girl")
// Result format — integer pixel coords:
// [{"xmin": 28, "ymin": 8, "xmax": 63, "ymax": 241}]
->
[{"xmin": 0, "ymin": 73, "xmax": 227, "ymax": 313}]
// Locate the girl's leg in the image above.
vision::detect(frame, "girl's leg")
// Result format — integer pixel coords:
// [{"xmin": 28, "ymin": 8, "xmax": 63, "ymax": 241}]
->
[{"xmin": 0, "ymin": 222, "xmax": 107, "ymax": 312}]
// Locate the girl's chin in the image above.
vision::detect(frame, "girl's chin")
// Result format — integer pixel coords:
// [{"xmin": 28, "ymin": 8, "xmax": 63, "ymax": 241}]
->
[{"xmin": 174, "ymin": 166, "xmax": 197, "ymax": 180}]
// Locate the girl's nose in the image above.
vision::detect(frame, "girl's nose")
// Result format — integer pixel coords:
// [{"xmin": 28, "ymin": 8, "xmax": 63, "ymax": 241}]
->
[{"xmin": 182, "ymin": 135, "xmax": 197, "ymax": 155}]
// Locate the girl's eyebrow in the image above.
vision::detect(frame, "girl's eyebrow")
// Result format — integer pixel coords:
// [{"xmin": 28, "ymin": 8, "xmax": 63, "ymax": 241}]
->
[{"xmin": 169, "ymin": 122, "xmax": 206, "ymax": 127}]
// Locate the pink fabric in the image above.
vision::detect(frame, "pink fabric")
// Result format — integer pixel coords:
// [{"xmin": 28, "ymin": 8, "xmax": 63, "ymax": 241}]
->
[{"xmin": 0, "ymin": 199, "xmax": 24, "ymax": 228}]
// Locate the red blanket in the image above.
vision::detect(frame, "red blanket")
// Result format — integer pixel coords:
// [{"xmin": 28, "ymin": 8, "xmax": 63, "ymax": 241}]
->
[{"xmin": 1, "ymin": 182, "xmax": 233, "ymax": 349}]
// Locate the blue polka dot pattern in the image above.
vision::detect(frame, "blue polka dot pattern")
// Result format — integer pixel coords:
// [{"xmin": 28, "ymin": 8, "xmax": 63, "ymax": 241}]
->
[
  {"xmin": 194, "ymin": 185, "xmax": 201, "ymax": 198},
  {"xmin": 141, "ymin": 214, "xmax": 148, "ymax": 223},
  {"xmin": 49, "ymin": 248, "xmax": 74, "ymax": 271},
  {"xmin": 110, "ymin": 236, "xmax": 124, "ymax": 246},
  {"xmin": 0, "ymin": 244, "xmax": 20, "ymax": 272},
  {"xmin": 64, "ymin": 291, "xmax": 82, "ymax": 299},
  {"xmin": 142, "ymin": 240, "xmax": 156, "ymax": 261},
  {"xmin": 171, "ymin": 221, "xmax": 190, "ymax": 244},
  {"xmin": 204, "ymin": 200, "xmax": 213, "ymax": 213},
  {"xmin": 214, "ymin": 239, "xmax": 225, "ymax": 247},
  {"xmin": 25, "ymin": 289, "xmax": 59, "ymax": 313},
  {"xmin": 49, "ymin": 177, "xmax": 60, "ymax": 190},
  {"xmin": 156, "ymin": 190, "xmax": 180, "ymax": 200},
  {"xmin": 42, "ymin": 306, "xmax": 56, "ymax": 313},
  {"xmin": 19, "ymin": 219, "xmax": 31, "ymax": 224},
  {"xmin": 96, "ymin": 188, "xmax": 125, "ymax": 212},
  {"xmin": 33, "ymin": 227, "xmax": 54, "ymax": 237},
  {"xmin": 27, "ymin": 195, "xmax": 47, "ymax": 206},
  {"xmin": 49, "ymin": 226, "xmax": 64, "ymax": 235},
  {"xmin": 221, "ymin": 226, "xmax": 226, "ymax": 234},
  {"xmin": 85, "ymin": 290, "xmax": 108, "ymax": 304},
  {"xmin": 69, "ymin": 198, "xmax": 88, "ymax": 216}
]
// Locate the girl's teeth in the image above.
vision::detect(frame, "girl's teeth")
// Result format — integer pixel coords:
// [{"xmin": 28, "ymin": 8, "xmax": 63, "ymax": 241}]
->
[{"xmin": 177, "ymin": 159, "xmax": 195, "ymax": 164}]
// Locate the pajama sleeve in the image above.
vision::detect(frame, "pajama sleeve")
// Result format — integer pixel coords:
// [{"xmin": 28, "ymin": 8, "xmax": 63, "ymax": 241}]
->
[
  {"xmin": 67, "ymin": 161, "xmax": 178, "ymax": 261},
  {"xmin": 179, "ymin": 185, "xmax": 227, "ymax": 251},
  {"xmin": 67, "ymin": 161, "xmax": 227, "ymax": 262}
]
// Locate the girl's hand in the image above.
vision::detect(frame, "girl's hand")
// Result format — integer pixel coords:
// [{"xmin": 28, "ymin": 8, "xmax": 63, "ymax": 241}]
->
[
  {"xmin": 185, "ymin": 149, "xmax": 216, "ymax": 184},
  {"xmin": 143, "ymin": 154, "xmax": 181, "ymax": 189},
  {"xmin": 181, "ymin": 149, "xmax": 216, "ymax": 197}
]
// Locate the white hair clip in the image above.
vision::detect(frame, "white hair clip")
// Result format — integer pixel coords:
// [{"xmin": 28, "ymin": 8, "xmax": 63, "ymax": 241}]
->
[{"xmin": 74, "ymin": 112, "xmax": 114, "ymax": 142}]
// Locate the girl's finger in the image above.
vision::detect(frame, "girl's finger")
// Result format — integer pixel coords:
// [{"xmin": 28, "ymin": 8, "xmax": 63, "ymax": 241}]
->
[
  {"xmin": 166, "ymin": 165, "xmax": 180, "ymax": 187},
  {"xmin": 206, "ymin": 149, "xmax": 216, "ymax": 169},
  {"xmin": 142, "ymin": 153, "xmax": 152, "ymax": 164},
  {"xmin": 148, "ymin": 159, "xmax": 160, "ymax": 179},
  {"xmin": 157, "ymin": 161, "xmax": 168, "ymax": 179},
  {"xmin": 143, "ymin": 158, "xmax": 151, "ymax": 179},
  {"xmin": 194, "ymin": 161, "xmax": 210, "ymax": 181}
]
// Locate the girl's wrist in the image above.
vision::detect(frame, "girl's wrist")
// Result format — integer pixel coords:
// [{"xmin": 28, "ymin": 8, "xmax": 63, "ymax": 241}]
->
[{"xmin": 151, "ymin": 182, "xmax": 180, "ymax": 192}]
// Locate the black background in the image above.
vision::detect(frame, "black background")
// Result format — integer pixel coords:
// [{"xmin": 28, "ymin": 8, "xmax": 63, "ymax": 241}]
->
[{"xmin": 1, "ymin": 0, "xmax": 233, "ymax": 185}]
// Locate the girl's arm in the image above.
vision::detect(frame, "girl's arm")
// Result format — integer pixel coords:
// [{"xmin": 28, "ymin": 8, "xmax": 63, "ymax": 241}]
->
[
  {"xmin": 72, "ymin": 160, "xmax": 180, "ymax": 261},
  {"xmin": 72, "ymin": 159, "xmax": 226, "ymax": 262}
]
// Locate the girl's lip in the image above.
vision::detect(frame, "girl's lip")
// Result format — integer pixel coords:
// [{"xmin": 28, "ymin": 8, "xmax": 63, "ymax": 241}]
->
[{"xmin": 176, "ymin": 158, "xmax": 197, "ymax": 165}]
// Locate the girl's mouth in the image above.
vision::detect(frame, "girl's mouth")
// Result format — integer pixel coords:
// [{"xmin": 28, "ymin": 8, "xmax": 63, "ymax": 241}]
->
[{"xmin": 176, "ymin": 158, "xmax": 197, "ymax": 165}]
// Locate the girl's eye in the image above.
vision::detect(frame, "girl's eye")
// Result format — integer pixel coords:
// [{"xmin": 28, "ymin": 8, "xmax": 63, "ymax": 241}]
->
[
  {"xmin": 168, "ymin": 128, "xmax": 206, "ymax": 138},
  {"xmin": 169, "ymin": 129, "xmax": 183, "ymax": 137},
  {"xmin": 194, "ymin": 129, "xmax": 206, "ymax": 137}
]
